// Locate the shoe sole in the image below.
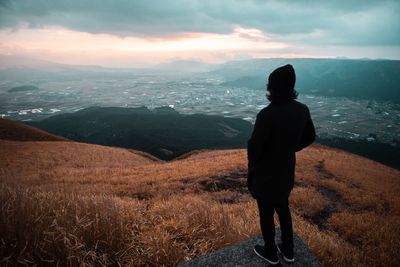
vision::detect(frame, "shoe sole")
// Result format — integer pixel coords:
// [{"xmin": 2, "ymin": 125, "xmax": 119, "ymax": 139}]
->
[
  {"xmin": 253, "ymin": 247, "xmax": 279, "ymax": 265},
  {"xmin": 277, "ymin": 245, "xmax": 295, "ymax": 263}
]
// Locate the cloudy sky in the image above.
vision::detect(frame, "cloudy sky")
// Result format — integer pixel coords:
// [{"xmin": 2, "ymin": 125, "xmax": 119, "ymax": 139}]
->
[{"xmin": 0, "ymin": 0, "xmax": 399, "ymax": 67}]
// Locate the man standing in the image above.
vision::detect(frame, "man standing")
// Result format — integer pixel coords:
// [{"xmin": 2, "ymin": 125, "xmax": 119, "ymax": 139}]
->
[{"xmin": 247, "ymin": 64, "xmax": 315, "ymax": 265}]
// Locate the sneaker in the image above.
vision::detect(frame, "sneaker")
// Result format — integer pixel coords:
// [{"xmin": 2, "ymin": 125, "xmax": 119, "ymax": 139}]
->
[
  {"xmin": 277, "ymin": 243, "xmax": 294, "ymax": 263},
  {"xmin": 253, "ymin": 245, "xmax": 279, "ymax": 265}
]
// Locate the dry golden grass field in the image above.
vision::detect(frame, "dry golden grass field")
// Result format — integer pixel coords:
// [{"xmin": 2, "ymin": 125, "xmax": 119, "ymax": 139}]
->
[{"xmin": 1, "ymin": 121, "xmax": 400, "ymax": 266}]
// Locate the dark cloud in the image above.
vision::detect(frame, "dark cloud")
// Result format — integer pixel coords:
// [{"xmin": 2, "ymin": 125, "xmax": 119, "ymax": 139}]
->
[{"xmin": 0, "ymin": 0, "xmax": 399, "ymax": 46}]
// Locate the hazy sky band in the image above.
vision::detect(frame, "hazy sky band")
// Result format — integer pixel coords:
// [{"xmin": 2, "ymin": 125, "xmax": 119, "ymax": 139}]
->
[{"xmin": 0, "ymin": 0, "xmax": 399, "ymax": 67}]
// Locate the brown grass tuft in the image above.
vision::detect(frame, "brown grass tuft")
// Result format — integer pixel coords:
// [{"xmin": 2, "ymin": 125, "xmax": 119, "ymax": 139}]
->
[{"xmin": 290, "ymin": 186, "xmax": 328, "ymax": 217}]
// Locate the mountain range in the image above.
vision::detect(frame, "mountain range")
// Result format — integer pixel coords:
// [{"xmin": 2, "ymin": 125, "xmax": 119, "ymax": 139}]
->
[
  {"xmin": 216, "ymin": 58, "xmax": 400, "ymax": 102},
  {"xmin": 1, "ymin": 56, "xmax": 400, "ymax": 103}
]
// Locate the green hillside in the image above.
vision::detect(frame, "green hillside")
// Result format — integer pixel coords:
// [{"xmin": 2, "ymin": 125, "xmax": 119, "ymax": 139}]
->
[{"xmin": 28, "ymin": 106, "xmax": 253, "ymax": 160}]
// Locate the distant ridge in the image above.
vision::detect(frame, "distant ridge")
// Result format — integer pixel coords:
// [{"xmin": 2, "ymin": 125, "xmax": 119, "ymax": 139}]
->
[
  {"xmin": 154, "ymin": 59, "xmax": 217, "ymax": 72},
  {"xmin": 216, "ymin": 58, "xmax": 400, "ymax": 102},
  {"xmin": 0, "ymin": 118, "xmax": 67, "ymax": 142},
  {"xmin": 28, "ymin": 106, "xmax": 253, "ymax": 160}
]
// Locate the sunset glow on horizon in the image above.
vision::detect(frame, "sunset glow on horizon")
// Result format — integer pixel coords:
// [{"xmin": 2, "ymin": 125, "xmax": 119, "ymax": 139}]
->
[
  {"xmin": 0, "ymin": 26, "xmax": 301, "ymax": 67},
  {"xmin": 0, "ymin": 0, "xmax": 399, "ymax": 67}
]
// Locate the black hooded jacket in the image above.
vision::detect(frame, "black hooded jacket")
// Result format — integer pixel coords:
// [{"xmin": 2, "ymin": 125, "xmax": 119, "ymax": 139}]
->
[{"xmin": 247, "ymin": 100, "xmax": 315, "ymax": 201}]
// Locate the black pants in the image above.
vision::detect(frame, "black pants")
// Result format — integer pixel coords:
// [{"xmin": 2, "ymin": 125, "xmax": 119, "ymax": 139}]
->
[{"xmin": 256, "ymin": 198, "xmax": 294, "ymax": 253}]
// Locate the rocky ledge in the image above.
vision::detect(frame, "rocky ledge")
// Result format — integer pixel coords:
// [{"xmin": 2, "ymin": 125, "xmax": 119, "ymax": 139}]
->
[{"xmin": 180, "ymin": 229, "xmax": 321, "ymax": 267}]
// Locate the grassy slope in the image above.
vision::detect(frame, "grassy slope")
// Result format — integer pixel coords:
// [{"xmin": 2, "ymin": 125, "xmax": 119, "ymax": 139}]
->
[
  {"xmin": 0, "ymin": 118, "xmax": 67, "ymax": 141},
  {"xmin": 1, "ymin": 139, "xmax": 399, "ymax": 266}
]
